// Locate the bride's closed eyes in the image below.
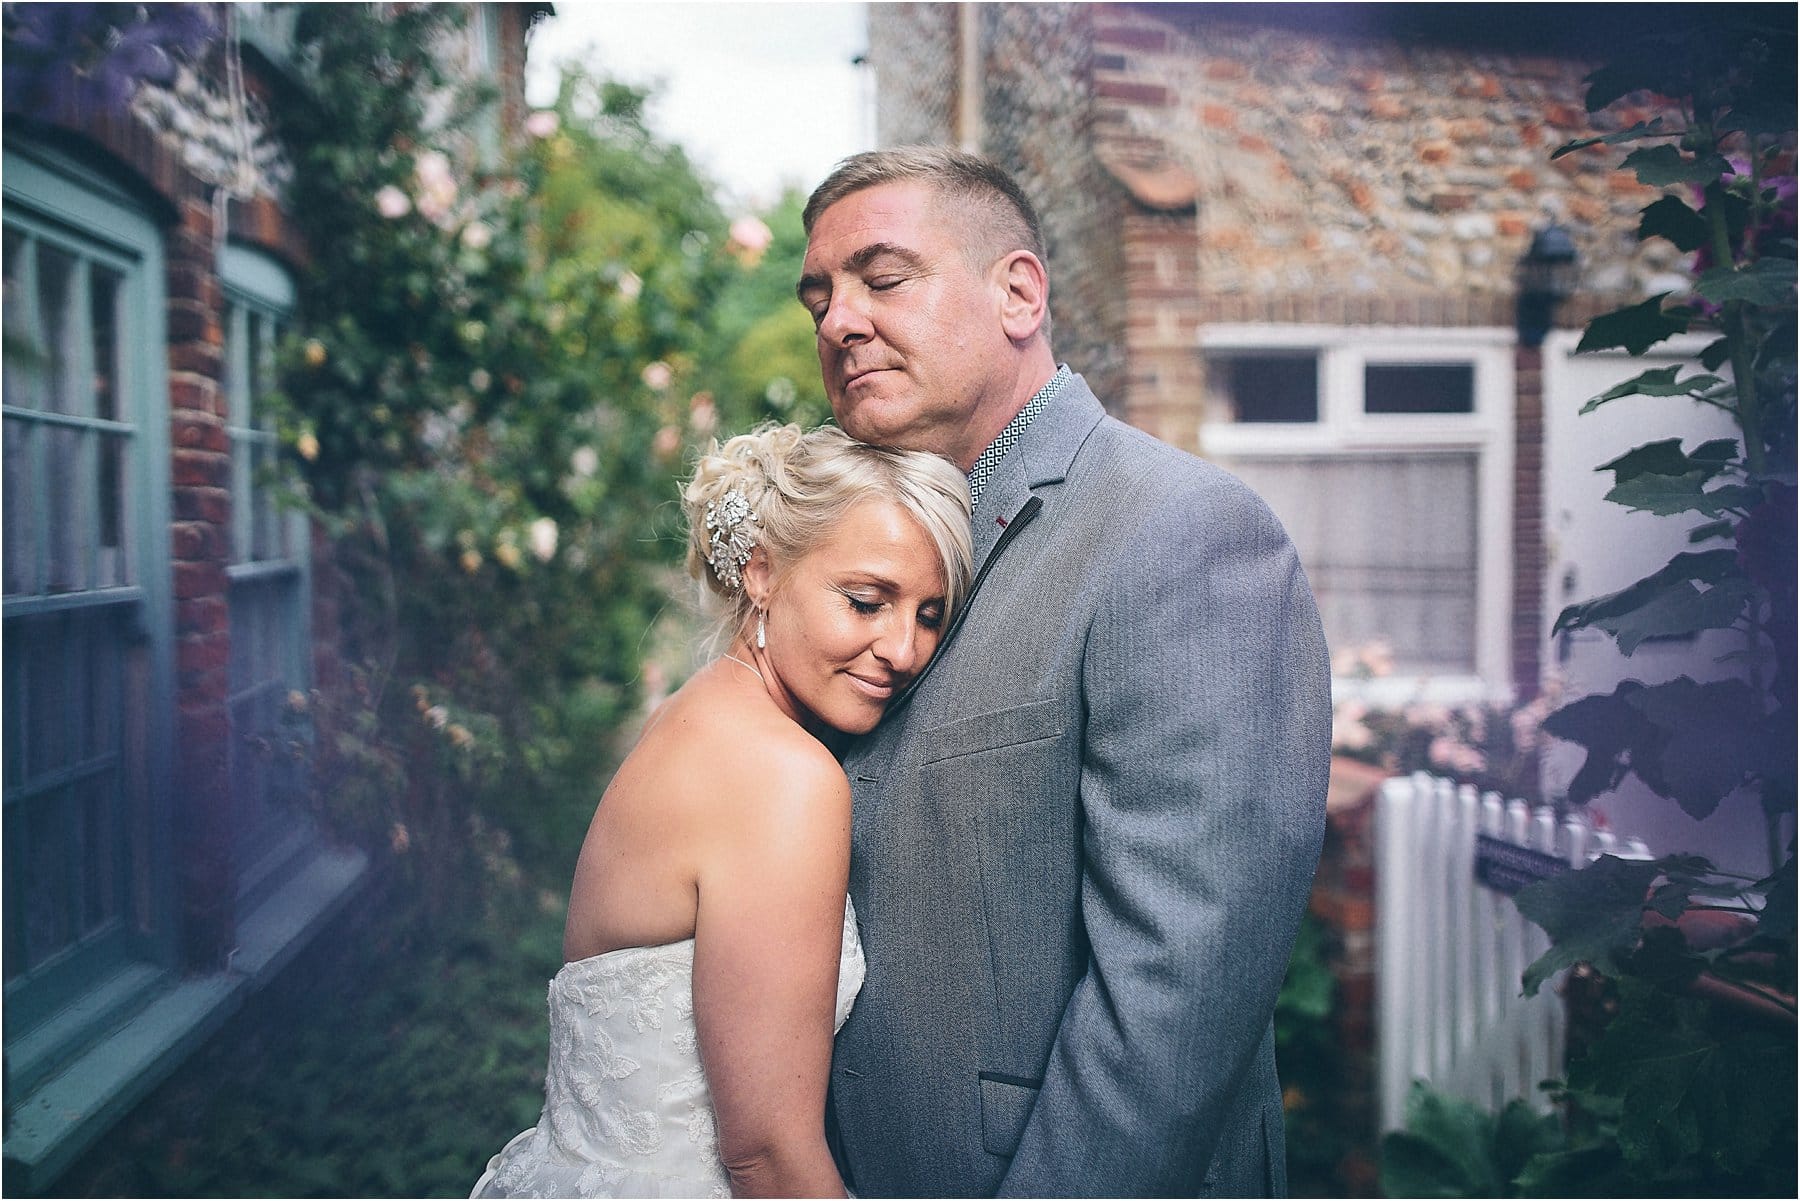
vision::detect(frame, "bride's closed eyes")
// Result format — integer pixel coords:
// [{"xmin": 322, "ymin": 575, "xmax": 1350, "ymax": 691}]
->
[{"xmin": 838, "ymin": 587, "xmax": 944, "ymax": 629}]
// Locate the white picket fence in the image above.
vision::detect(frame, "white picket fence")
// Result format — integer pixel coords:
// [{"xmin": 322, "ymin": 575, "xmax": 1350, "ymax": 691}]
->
[{"xmin": 1374, "ymin": 772, "xmax": 1652, "ymax": 1132}]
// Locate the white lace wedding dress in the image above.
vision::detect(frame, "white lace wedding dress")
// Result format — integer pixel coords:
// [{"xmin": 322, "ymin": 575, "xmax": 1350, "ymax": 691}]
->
[{"xmin": 472, "ymin": 900, "xmax": 864, "ymax": 1198}]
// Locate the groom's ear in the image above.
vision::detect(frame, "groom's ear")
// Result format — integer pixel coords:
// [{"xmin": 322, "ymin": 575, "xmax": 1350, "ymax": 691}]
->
[{"xmin": 995, "ymin": 250, "xmax": 1049, "ymax": 344}]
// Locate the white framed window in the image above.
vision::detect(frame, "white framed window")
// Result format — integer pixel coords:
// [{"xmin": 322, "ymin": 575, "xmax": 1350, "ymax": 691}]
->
[{"xmin": 1198, "ymin": 325, "xmax": 1515, "ymax": 703}]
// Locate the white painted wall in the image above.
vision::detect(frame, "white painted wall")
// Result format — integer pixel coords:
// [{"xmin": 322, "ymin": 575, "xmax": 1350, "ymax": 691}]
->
[{"xmin": 1541, "ymin": 330, "xmax": 1785, "ymax": 876}]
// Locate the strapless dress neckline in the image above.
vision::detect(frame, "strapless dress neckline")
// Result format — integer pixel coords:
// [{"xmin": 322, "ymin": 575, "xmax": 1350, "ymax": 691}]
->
[{"xmin": 472, "ymin": 899, "xmax": 863, "ymax": 1198}]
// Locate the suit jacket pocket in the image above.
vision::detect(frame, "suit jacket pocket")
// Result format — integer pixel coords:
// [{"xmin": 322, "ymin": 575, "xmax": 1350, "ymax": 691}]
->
[
  {"xmin": 917, "ymin": 700, "xmax": 1063, "ymax": 765},
  {"xmin": 978, "ymin": 1072, "xmax": 1041, "ymax": 1158}
]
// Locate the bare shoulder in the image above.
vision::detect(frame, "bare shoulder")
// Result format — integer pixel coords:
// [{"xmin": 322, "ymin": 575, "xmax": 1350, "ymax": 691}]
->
[
  {"xmin": 656, "ymin": 677, "xmax": 849, "ymax": 843},
  {"xmin": 718, "ymin": 707, "xmax": 850, "ymax": 833}
]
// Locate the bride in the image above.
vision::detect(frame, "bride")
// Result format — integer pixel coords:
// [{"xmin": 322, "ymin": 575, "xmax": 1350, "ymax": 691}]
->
[{"xmin": 473, "ymin": 423, "xmax": 972, "ymax": 1198}]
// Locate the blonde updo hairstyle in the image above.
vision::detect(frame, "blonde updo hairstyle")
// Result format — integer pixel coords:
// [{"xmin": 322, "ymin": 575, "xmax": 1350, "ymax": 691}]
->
[{"xmin": 683, "ymin": 423, "xmax": 973, "ymax": 646}]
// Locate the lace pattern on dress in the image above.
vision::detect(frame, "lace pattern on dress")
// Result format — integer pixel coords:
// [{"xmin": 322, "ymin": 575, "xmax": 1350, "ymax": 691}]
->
[{"xmin": 471, "ymin": 900, "xmax": 863, "ymax": 1199}]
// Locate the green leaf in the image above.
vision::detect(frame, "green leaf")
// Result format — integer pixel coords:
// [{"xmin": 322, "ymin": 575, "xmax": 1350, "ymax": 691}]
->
[
  {"xmin": 1694, "ymin": 257, "xmax": 1798, "ymax": 307},
  {"xmin": 1541, "ymin": 685, "xmax": 1654, "ymax": 805},
  {"xmin": 1592, "ymin": 575, "xmax": 1754, "ymax": 653},
  {"xmin": 1752, "ymin": 856, "xmax": 1795, "ymax": 941},
  {"xmin": 1565, "ymin": 979, "xmax": 1797, "ymax": 1187},
  {"xmin": 1381, "ymin": 1084, "xmax": 1504, "ymax": 1197},
  {"xmin": 1698, "ymin": 336, "xmax": 1732, "ymax": 371},
  {"xmin": 1513, "ymin": 1143, "xmax": 1630, "ymax": 1197},
  {"xmin": 1553, "ymin": 549, "xmax": 1743, "ymax": 641},
  {"xmin": 1276, "ymin": 918, "xmax": 1336, "ymax": 1021},
  {"xmin": 1636, "ymin": 194, "xmax": 1710, "ymax": 252},
  {"xmin": 1580, "ymin": 46, "xmax": 1700, "ymax": 113},
  {"xmin": 1492, "ymin": 1100, "xmax": 1568, "ymax": 1190},
  {"xmin": 1627, "ymin": 677, "xmax": 1772, "ymax": 818},
  {"xmin": 1598, "ymin": 438, "xmax": 1739, "ymax": 484},
  {"xmin": 1604, "ymin": 475, "xmax": 1760, "ymax": 519},
  {"xmin": 1624, "ymin": 923, "xmax": 1706, "ymax": 988},
  {"xmin": 1515, "ymin": 855, "xmax": 1661, "ymax": 994},
  {"xmin": 1686, "ymin": 438, "xmax": 1738, "ymax": 468},
  {"xmin": 1620, "ymin": 144, "xmax": 1735, "ymax": 187},
  {"xmin": 1579, "ymin": 367, "xmax": 1728, "ymax": 414},
  {"xmin": 1549, "ymin": 118, "xmax": 1671, "ymax": 160},
  {"xmin": 1576, "ymin": 295, "xmax": 1689, "ymax": 355}
]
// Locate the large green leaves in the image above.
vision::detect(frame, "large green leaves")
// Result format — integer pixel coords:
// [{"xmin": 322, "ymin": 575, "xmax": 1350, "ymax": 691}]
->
[
  {"xmin": 1575, "ymin": 294, "xmax": 1690, "ymax": 355},
  {"xmin": 1550, "ymin": 118, "xmax": 1671, "ymax": 160},
  {"xmin": 1543, "ymin": 677, "xmax": 1773, "ymax": 816},
  {"xmin": 1695, "ymin": 257, "xmax": 1799, "ymax": 307},
  {"xmin": 1380, "ymin": 1084, "xmax": 1564, "ymax": 1197},
  {"xmin": 1628, "ymin": 678, "xmax": 1775, "ymax": 814},
  {"xmin": 1565, "ymin": 979, "xmax": 1796, "ymax": 1189},
  {"xmin": 1636, "ymin": 194, "xmax": 1710, "ymax": 252},
  {"xmin": 1514, "ymin": 855, "xmax": 1663, "ymax": 994},
  {"xmin": 1579, "ymin": 366, "xmax": 1728, "ymax": 415},
  {"xmin": 1621, "ymin": 143, "xmax": 1735, "ymax": 187},
  {"xmin": 1552, "ymin": 549, "xmax": 1751, "ymax": 655},
  {"xmin": 1592, "ymin": 438, "xmax": 1759, "ymax": 520}
]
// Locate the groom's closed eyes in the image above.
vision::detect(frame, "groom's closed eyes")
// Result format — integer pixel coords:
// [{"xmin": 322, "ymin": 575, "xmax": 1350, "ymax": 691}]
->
[{"xmin": 797, "ymin": 242, "xmax": 930, "ymax": 326}]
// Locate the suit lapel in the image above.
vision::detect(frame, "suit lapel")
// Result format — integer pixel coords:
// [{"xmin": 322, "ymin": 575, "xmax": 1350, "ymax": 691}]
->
[{"xmin": 971, "ymin": 446, "xmax": 1035, "ymax": 569}]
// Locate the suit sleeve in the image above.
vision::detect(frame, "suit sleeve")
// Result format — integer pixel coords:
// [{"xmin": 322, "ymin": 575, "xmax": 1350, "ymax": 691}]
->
[{"xmin": 997, "ymin": 474, "xmax": 1332, "ymax": 1196}]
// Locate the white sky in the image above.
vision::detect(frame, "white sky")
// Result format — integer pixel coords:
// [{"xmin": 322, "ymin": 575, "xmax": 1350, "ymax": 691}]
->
[{"xmin": 525, "ymin": 1, "xmax": 873, "ymax": 213}]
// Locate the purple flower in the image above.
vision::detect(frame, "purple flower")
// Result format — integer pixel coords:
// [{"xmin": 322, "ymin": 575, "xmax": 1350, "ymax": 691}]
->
[{"xmin": 4, "ymin": 2, "xmax": 215, "ymax": 119}]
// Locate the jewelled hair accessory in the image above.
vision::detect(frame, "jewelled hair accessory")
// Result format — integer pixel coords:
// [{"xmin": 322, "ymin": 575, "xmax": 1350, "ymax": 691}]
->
[{"xmin": 703, "ymin": 489, "xmax": 759, "ymax": 591}]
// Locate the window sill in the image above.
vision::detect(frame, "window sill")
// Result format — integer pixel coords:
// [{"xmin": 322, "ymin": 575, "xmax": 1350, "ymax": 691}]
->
[
  {"xmin": 1332, "ymin": 674, "xmax": 1509, "ymax": 708},
  {"xmin": 2, "ymin": 842, "xmax": 369, "ymax": 1192}
]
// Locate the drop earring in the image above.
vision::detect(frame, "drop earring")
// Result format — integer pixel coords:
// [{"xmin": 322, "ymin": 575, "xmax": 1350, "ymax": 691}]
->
[{"xmin": 756, "ymin": 609, "xmax": 766, "ymax": 650}]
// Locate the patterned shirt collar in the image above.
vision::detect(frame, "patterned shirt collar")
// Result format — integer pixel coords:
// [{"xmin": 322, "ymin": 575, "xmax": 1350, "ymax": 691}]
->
[{"xmin": 966, "ymin": 365, "xmax": 1070, "ymax": 508}]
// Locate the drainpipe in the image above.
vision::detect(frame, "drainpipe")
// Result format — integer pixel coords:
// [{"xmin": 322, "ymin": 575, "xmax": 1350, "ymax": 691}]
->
[{"xmin": 956, "ymin": 3, "xmax": 982, "ymax": 153}]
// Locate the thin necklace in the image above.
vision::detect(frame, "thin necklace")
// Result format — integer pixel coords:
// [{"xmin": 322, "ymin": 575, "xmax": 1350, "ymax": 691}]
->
[{"xmin": 721, "ymin": 653, "xmax": 764, "ymax": 683}]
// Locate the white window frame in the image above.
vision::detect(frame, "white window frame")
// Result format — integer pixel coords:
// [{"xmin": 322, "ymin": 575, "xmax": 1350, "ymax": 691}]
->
[{"xmin": 1198, "ymin": 324, "xmax": 1516, "ymax": 705}]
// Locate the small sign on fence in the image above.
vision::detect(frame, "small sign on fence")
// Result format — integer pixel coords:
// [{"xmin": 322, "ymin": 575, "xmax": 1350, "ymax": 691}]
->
[{"xmin": 1474, "ymin": 834, "xmax": 1567, "ymax": 895}]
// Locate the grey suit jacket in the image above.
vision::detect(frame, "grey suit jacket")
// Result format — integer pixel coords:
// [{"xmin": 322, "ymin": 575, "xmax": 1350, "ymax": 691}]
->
[{"xmin": 827, "ymin": 375, "xmax": 1331, "ymax": 1197}]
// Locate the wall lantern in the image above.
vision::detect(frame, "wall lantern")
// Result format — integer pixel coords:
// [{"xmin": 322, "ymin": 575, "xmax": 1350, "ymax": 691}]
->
[{"xmin": 1516, "ymin": 224, "xmax": 1580, "ymax": 348}]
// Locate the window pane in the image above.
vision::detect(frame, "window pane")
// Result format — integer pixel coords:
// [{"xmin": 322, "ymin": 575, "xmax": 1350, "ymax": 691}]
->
[
  {"xmin": 4, "ymin": 625, "xmax": 24, "ymax": 782},
  {"xmin": 1365, "ymin": 363, "xmax": 1474, "ymax": 414},
  {"xmin": 79, "ymin": 772, "xmax": 120, "ymax": 935},
  {"xmin": 7, "ymin": 607, "xmax": 141, "ymax": 977},
  {"xmin": 1206, "ymin": 353, "xmax": 1319, "ymax": 423},
  {"xmin": 4, "ymin": 415, "xmax": 35, "ymax": 595},
  {"xmin": 229, "ymin": 574, "xmax": 307, "ymax": 878},
  {"xmin": 46, "ymin": 423, "xmax": 89, "ymax": 593},
  {"xmin": 3, "ymin": 229, "xmax": 37, "ymax": 398},
  {"xmin": 25, "ymin": 617, "xmax": 72, "ymax": 774},
  {"xmin": 92, "ymin": 266, "xmax": 129, "ymax": 584},
  {"xmin": 222, "ymin": 258, "xmax": 309, "ymax": 896},
  {"xmin": 36, "ymin": 245, "xmax": 77, "ymax": 415},
  {"xmin": 24, "ymin": 792, "xmax": 72, "ymax": 970},
  {"xmin": 1223, "ymin": 452, "xmax": 1479, "ymax": 675},
  {"xmin": 98, "ymin": 432, "xmax": 131, "ymax": 587}
]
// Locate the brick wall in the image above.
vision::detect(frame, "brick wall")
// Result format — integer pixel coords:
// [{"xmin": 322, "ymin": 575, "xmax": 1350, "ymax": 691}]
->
[
  {"xmin": 166, "ymin": 189, "xmax": 238, "ymax": 964},
  {"xmin": 983, "ymin": 4, "xmax": 1131, "ymax": 415},
  {"xmin": 1087, "ymin": 3, "xmax": 1681, "ymax": 314},
  {"xmin": 869, "ymin": 4, "xmax": 1133, "ymax": 411},
  {"xmin": 871, "ymin": 3, "xmax": 959, "ymax": 148},
  {"xmin": 1312, "ymin": 762, "xmax": 1389, "ymax": 1194}
]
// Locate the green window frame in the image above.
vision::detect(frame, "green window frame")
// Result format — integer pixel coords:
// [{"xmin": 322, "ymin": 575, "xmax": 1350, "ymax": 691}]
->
[
  {"xmin": 220, "ymin": 245, "xmax": 313, "ymax": 909},
  {"xmin": 2, "ymin": 141, "xmax": 177, "ymax": 1093}
]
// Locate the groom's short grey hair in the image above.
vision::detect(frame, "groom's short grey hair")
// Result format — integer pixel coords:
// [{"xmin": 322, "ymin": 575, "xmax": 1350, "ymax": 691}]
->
[{"xmin": 803, "ymin": 146, "xmax": 1046, "ymax": 269}]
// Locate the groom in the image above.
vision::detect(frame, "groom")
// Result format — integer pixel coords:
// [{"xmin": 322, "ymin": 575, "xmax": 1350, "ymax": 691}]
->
[{"xmin": 798, "ymin": 147, "xmax": 1331, "ymax": 1197}]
